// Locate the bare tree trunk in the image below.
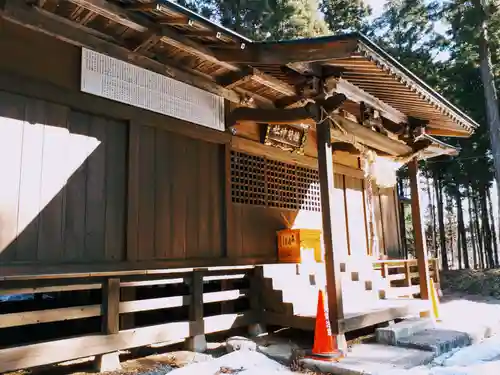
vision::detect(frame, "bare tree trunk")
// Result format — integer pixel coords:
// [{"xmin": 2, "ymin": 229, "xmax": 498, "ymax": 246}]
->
[
  {"xmin": 468, "ymin": 188, "xmax": 479, "ymax": 269},
  {"xmin": 446, "ymin": 195, "xmax": 455, "ymax": 268},
  {"xmin": 476, "ymin": 0, "xmax": 500, "ymax": 231},
  {"xmin": 427, "ymin": 176, "xmax": 438, "ymax": 257},
  {"xmin": 487, "ymin": 188, "xmax": 499, "ymax": 266},
  {"xmin": 480, "ymin": 188, "xmax": 494, "ymax": 268},
  {"xmin": 473, "ymin": 193, "xmax": 485, "ymax": 268},
  {"xmin": 456, "ymin": 190, "xmax": 470, "ymax": 269},
  {"xmin": 398, "ymin": 178, "xmax": 408, "ymax": 258},
  {"xmin": 435, "ymin": 176, "xmax": 448, "ymax": 270}
]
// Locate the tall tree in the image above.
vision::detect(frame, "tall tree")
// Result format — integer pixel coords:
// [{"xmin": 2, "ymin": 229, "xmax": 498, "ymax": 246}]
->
[
  {"xmin": 474, "ymin": 0, "xmax": 500, "ymax": 223},
  {"xmin": 177, "ymin": 0, "xmax": 328, "ymax": 40},
  {"xmin": 320, "ymin": 0, "xmax": 372, "ymax": 34}
]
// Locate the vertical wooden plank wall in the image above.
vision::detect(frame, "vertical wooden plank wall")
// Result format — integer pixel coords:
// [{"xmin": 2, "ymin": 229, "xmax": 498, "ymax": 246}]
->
[
  {"xmin": 344, "ymin": 176, "xmax": 369, "ymax": 257},
  {"xmin": 0, "ymin": 91, "xmax": 127, "ymax": 264},
  {"xmin": 127, "ymin": 124, "xmax": 225, "ymax": 261},
  {"xmin": 380, "ymin": 187, "xmax": 402, "ymax": 256}
]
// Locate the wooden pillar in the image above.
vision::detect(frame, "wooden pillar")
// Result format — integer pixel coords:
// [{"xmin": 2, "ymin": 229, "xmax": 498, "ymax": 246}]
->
[
  {"xmin": 186, "ymin": 270, "xmax": 207, "ymax": 352},
  {"xmin": 408, "ymin": 158, "xmax": 431, "ymax": 303},
  {"xmin": 316, "ymin": 117, "xmax": 344, "ymax": 335},
  {"xmin": 248, "ymin": 266, "xmax": 265, "ymax": 336},
  {"xmin": 95, "ymin": 278, "xmax": 121, "ymax": 372}
]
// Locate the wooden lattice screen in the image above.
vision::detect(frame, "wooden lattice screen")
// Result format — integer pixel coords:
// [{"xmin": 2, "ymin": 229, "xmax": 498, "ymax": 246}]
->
[{"xmin": 230, "ymin": 151, "xmax": 321, "ymax": 212}]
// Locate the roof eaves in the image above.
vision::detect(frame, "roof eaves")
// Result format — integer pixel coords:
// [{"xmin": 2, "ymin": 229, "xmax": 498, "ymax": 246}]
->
[{"xmin": 354, "ymin": 33, "xmax": 479, "ymax": 132}]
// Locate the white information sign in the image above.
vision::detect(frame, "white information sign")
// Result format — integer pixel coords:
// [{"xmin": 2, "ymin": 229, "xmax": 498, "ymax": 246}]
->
[{"xmin": 80, "ymin": 48, "xmax": 224, "ymax": 131}]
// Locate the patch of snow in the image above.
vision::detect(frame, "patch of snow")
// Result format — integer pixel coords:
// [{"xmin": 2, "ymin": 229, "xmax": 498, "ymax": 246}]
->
[{"xmin": 167, "ymin": 350, "xmax": 294, "ymax": 375}]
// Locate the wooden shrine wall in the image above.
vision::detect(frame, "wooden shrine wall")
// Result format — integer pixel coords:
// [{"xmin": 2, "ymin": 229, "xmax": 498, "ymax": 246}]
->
[
  {"xmin": 127, "ymin": 123, "xmax": 225, "ymax": 261},
  {"xmin": 0, "ymin": 91, "xmax": 127, "ymax": 264},
  {"xmin": 227, "ymin": 148, "xmax": 403, "ymax": 260},
  {"xmin": 0, "ymin": 21, "xmax": 403, "ymax": 269},
  {"xmin": 0, "ymin": 21, "xmax": 233, "ymax": 267}
]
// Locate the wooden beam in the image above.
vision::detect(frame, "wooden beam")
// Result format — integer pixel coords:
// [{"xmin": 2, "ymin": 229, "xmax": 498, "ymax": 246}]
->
[
  {"xmin": 332, "ymin": 114, "xmax": 412, "ymax": 156},
  {"xmin": 66, "ymin": 0, "xmax": 239, "ymax": 72},
  {"xmin": 230, "ymin": 135, "xmax": 365, "ymax": 179},
  {"xmin": 0, "ymin": 259, "xmax": 268, "ymax": 282},
  {"xmin": 0, "ymin": 312, "xmax": 254, "ymax": 373},
  {"xmin": 327, "ymin": 78, "xmax": 407, "ymax": 125},
  {"xmin": 122, "ymin": 2, "xmax": 157, "ymax": 11},
  {"xmin": 156, "ymin": 16, "xmax": 194, "ymax": 26},
  {"xmin": 218, "ymin": 66, "xmax": 296, "ymax": 96},
  {"xmin": 102, "ymin": 278, "xmax": 120, "ymax": 334},
  {"xmin": 68, "ymin": 0, "xmax": 149, "ymax": 31},
  {"xmin": 133, "ymin": 33, "xmax": 162, "ymax": 53},
  {"xmin": 0, "ymin": 2, "xmax": 242, "ymax": 104},
  {"xmin": 407, "ymin": 159, "xmax": 431, "ymax": 307},
  {"xmin": 227, "ymin": 106, "xmax": 316, "ymax": 128},
  {"xmin": 183, "ymin": 30, "xmax": 223, "ymax": 38},
  {"xmin": 0, "ymin": 305, "xmax": 101, "ymax": 329},
  {"xmin": 424, "ymin": 127, "xmax": 471, "ymax": 138},
  {"xmin": 316, "ymin": 111, "xmax": 344, "ymax": 334},
  {"xmin": 212, "ymin": 39, "xmax": 358, "ymax": 64}
]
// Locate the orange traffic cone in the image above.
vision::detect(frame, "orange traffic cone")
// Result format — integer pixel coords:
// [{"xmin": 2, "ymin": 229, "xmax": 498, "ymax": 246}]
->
[{"xmin": 306, "ymin": 289, "xmax": 344, "ymax": 362}]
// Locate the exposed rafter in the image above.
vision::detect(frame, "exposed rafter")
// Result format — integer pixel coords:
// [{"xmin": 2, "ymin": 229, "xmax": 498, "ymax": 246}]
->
[
  {"xmin": 0, "ymin": 0, "xmax": 245, "ymax": 105},
  {"xmin": 326, "ymin": 77, "xmax": 407, "ymax": 125},
  {"xmin": 217, "ymin": 67, "xmax": 296, "ymax": 97},
  {"xmin": 66, "ymin": 0, "xmax": 240, "ymax": 71}
]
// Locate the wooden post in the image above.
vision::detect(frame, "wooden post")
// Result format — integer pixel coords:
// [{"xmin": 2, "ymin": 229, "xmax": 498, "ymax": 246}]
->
[
  {"xmin": 186, "ymin": 270, "xmax": 207, "ymax": 352},
  {"xmin": 408, "ymin": 158, "xmax": 431, "ymax": 305},
  {"xmin": 248, "ymin": 266, "xmax": 265, "ymax": 336},
  {"xmin": 95, "ymin": 277, "xmax": 121, "ymax": 372},
  {"xmin": 316, "ymin": 116, "xmax": 344, "ymax": 337},
  {"xmin": 404, "ymin": 262, "xmax": 412, "ymax": 287},
  {"xmin": 381, "ymin": 263, "xmax": 388, "ymax": 278}
]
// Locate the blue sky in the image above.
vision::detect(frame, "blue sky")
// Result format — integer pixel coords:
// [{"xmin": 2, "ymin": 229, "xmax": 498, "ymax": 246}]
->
[{"xmin": 365, "ymin": 0, "xmax": 386, "ymax": 18}]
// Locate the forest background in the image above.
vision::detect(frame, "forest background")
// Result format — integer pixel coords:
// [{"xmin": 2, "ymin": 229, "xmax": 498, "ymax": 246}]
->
[{"xmin": 178, "ymin": 0, "xmax": 500, "ymax": 273}]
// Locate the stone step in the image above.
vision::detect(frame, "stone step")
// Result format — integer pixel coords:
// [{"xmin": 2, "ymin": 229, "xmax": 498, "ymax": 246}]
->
[
  {"xmin": 376, "ymin": 318, "xmax": 436, "ymax": 345},
  {"xmin": 395, "ymin": 328, "xmax": 472, "ymax": 356}
]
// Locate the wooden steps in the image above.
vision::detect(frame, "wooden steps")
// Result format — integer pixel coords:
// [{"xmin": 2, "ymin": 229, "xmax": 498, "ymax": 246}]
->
[{"xmin": 261, "ymin": 258, "xmax": 423, "ymax": 325}]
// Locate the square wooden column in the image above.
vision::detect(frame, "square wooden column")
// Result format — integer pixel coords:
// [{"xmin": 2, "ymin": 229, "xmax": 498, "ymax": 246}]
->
[
  {"xmin": 408, "ymin": 158, "xmax": 431, "ymax": 302},
  {"xmin": 316, "ymin": 118, "xmax": 344, "ymax": 334}
]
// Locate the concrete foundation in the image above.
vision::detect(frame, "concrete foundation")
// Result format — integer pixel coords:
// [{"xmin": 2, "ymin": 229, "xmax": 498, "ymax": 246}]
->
[
  {"xmin": 186, "ymin": 334, "xmax": 207, "ymax": 353},
  {"xmin": 300, "ymin": 343, "xmax": 435, "ymax": 375},
  {"xmin": 94, "ymin": 352, "xmax": 121, "ymax": 372}
]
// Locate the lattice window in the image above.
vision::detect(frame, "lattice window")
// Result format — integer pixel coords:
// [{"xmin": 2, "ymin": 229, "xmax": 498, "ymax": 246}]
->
[
  {"xmin": 267, "ymin": 159, "xmax": 297, "ymax": 210},
  {"xmin": 230, "ymin": 151, "xmax": 321, "ymax": 212},
  {"xmin": 230, "ymin": 151, "xmax": 266, "ymax": 205},
  {"xmin": 297, "ymin": 167, "xmax": 321, "ymax": 212}
]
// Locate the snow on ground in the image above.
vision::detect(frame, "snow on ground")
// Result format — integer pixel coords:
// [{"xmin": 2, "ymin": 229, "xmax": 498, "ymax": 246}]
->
[
  {"xmin": 375, "ymin": 296, "xmax": 500, "ymax": 375},
  {"xmin": 166, "ymin": 350, "xmax": 296, "ymax": 375}
]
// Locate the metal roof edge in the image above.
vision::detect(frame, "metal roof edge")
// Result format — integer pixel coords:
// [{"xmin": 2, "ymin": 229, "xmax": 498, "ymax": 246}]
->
[{"xmin": 156, "ymin": 0, "xmax": 253, "ymax": 43}]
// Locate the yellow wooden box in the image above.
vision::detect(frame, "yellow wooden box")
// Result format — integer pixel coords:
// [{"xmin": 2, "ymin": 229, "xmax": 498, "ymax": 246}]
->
[{"xmin": 277, "ymin": 228, "xmax": 323, "ymax": 263}]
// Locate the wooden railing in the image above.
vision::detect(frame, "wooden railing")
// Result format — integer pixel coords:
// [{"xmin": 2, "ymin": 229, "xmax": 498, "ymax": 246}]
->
[
  {"xmin": 0, "ymin": 266, "xmax": 261, "ymax": 373},
  {"xmin": 372, "ymin": 258, "xmax": 440, "ymax": 298}
]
